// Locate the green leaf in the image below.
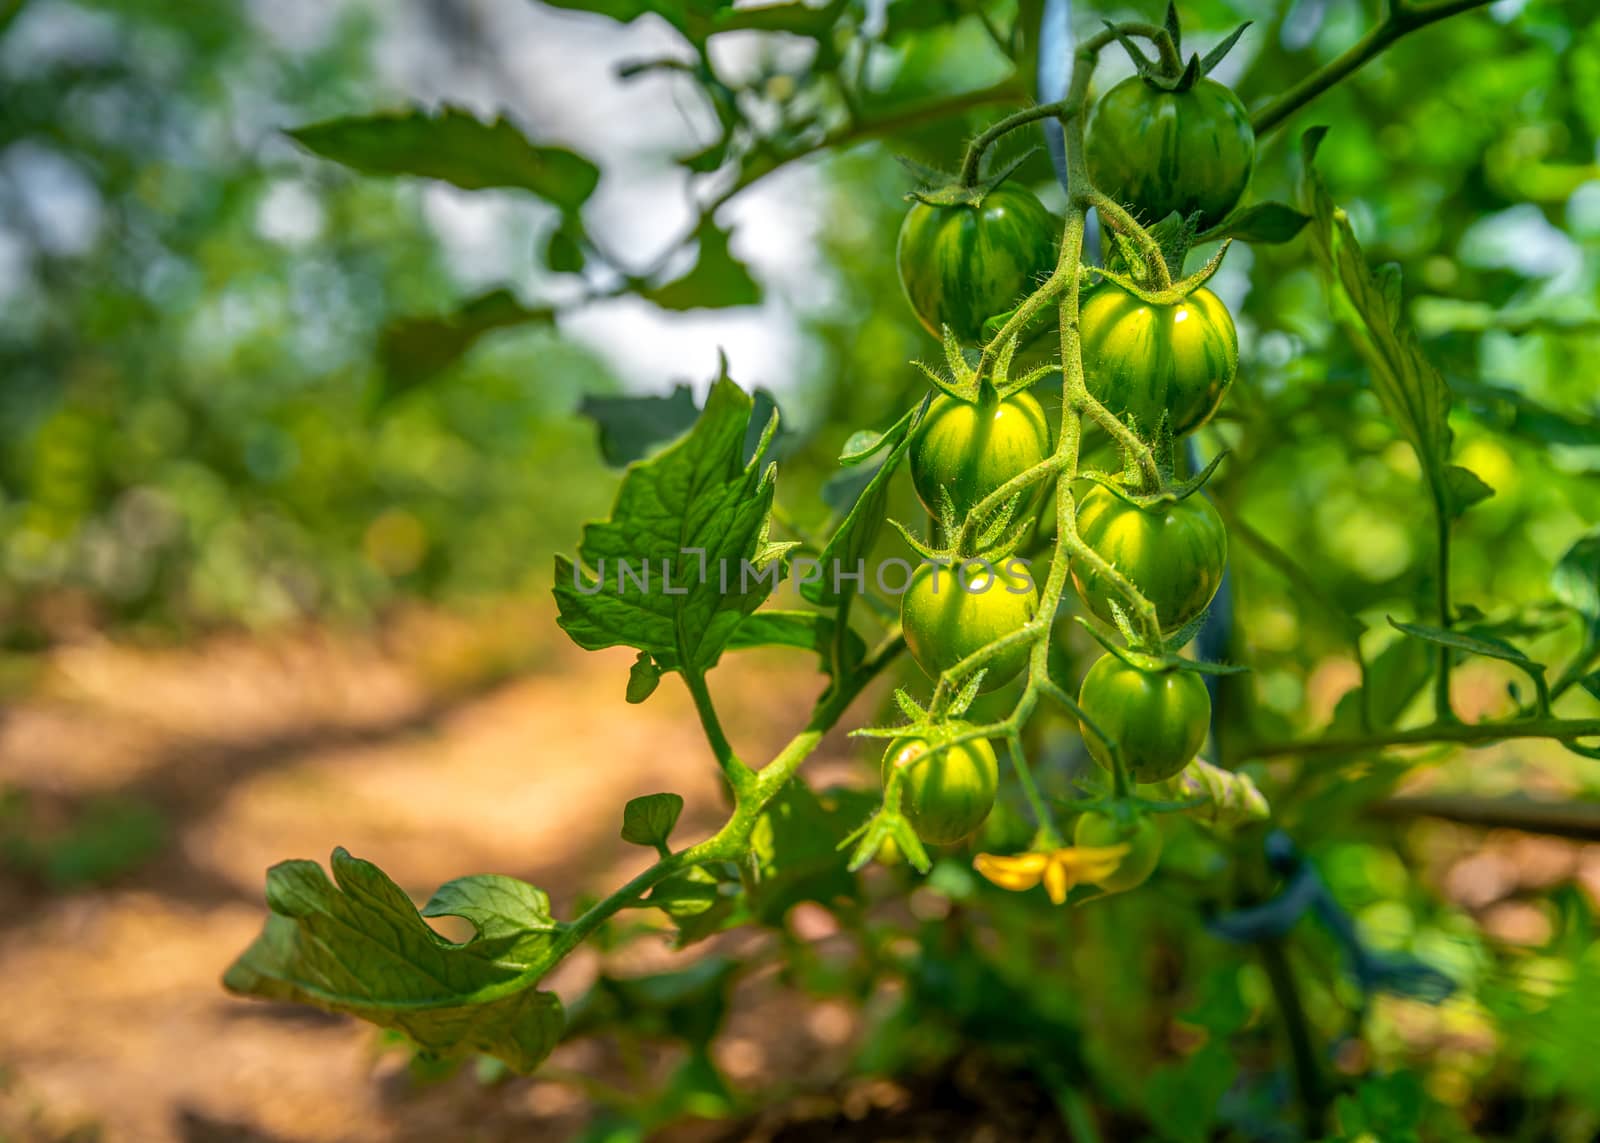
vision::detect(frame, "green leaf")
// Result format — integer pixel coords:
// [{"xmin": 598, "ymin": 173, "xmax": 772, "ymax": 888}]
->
[
  {"xmin": 1143, "ymin": 1043, "xmax": 1238, "ymax": 1143},
  {"xmin": 543, "ymin": 218, "xmax": 586, "ymax": 273},
  {"xmin": 621, "ymin": 793, "xmax": 684, "ymax": 848},
  {"xmin": 728, "ymin": 609, "xmax": 866, "ymax": 674},
  {"xmin": 749, "ymin": 780, "xmax": 869, "ymax": 921},
  {"xmin": 802, "ymin": 403, "xmax": 923, "ymax": 607},
  {"xmin": 1329, "ymin": 634, "xmax": 1434, "ymax": 735},
  {"xmin": 554, "ymin": 373, "xmax": 784, "ymax": 676},
  {"xmin": 1553, "ymin": 530, "xmax": 1600, "ymax": 630},
  {"xmin": 578, "ymin": 384, "xmax": 701, "ymax": 467},
  {"xmin": 644, "ymin": 221, "xmax": 762, "ymax": 310},
  {"xmin": 1388, "ymin": 617, "xmax": 1543, "ymax": 670},
  {"xmin": 1580, "ymin": 671, "xmax": 1600, "ymax": 702},
  {"xmin": 1298, "ymin": 128, "xmax": 1469, "ymax": 522},
  {"xmin": 1199, "ymin": 201, "xmax": 1309, "ymax": 245},
  {"xmin": 712, "ymin": 0, "xmax": 846, "ymax": 37},
  {"xmin": 626, "ymin": 651, "xmax": 663, "ymax": 704},
  {"xmin": 224, "ymin": 850, "xmax": 564, "ymax": 1073},
  {"xmin": 1443, "ymin": 464, "xmax": 1494, "ymax": 517},
  {"xmin": 288, "ymin": 107, "xmax": 599, "ymax": 210},
  {"xmin": 378, "ymin": 290, "xmax": 552, "ymax": 394}
]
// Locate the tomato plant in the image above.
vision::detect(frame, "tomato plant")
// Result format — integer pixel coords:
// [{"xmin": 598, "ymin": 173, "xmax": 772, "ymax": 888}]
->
[
  {"xmin": 1071, "ymin": 484, "xmax": 1226, "ymax": 634},
  {"xmin": 1077, "ymin": 652, "xmax": 1210, "ymax": 783},
  {"xmin": 205, "ymin": 4, "xmax": 1600, "ymax": 1141},
  {"xmin": 1080, "ymin": 283, "xmax": 1237, "ymax": 439},
  {"xmin": 910, "ymin": 389, "xmax": 1052, "ymax": 519},
  {"xmin": 882, "ymin": 724, "xmax": 999, "ymax": 845},
  {"xmin": 1085, "ymin": 75, "xmax": 1254, "ymax": 229},
  {"xmin": 901, "ymin": 560, "xmax": 1038, "ymax": 692},
  {"xmin": 896, "ymin": 183, "xmax": 1060, "ymax": 344}
]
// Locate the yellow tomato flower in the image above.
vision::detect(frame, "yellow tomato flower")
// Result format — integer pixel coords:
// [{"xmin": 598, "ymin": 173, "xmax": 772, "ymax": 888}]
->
[{"xmin": 973, "ymin": 844, "xmax": 1130, "ymax": 905}]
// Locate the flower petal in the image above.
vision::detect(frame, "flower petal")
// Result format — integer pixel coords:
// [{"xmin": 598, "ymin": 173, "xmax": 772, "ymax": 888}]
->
[{"xmin": 973, "ymin": 852, "xmax": 1049, "ymax": 892}]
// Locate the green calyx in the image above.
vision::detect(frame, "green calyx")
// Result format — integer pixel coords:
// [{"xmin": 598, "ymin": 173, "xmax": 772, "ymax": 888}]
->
[
  {"xmin": 899, "ymin": 148, "xmax": 1037, "ymax": 209},
  {"xmin": 1108, "ymin": 3, "xmax": 1251, "ymax": 95}
]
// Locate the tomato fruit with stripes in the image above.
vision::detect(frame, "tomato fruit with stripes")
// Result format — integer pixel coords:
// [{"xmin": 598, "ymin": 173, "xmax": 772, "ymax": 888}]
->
[
  {"xmin": 1071, "ymin": 485, "xmax": 1225, "ymax": 634},
  {"xmin": 1076, "ymin": 653, "xmax": 1210, "ymax": 784},
  {"xmin": 882, "ymin": 722, "xmax": 999, "ymax": 845},
  {"xmin": 910, "ymin": 389, "xmax": 1052, "ymax": 519},
  {"xmin": 902, "ymin": 560, "xmax": 1038, "ymax": 692},
  {"xmin": 1081, "ymin": 284, "xmax": 1237, "ymax": 440},
  {"xmin": 1085, "ymin": 75, "xmax": 1254, "ymax": 230},
  {"xmin": 897, "ymin": 184, "xmax": 1059, "ymax": 345},
  {"xmin": 1073, "ymin": 809, "xmax": 1162, "ymax": 891}
]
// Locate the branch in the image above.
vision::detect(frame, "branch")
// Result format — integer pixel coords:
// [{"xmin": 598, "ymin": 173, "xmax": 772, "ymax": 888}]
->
[
  {"xmin": 1240, "ymin": 716, "xmax": 1600, "ymax": 761},
  {"xmin": 1250, "ymin": 0, "xmax": 1495, "ymax": 137},
  {"xmin": 1370, "ymin": 795, "xmax": 1600, "ymax": 842}
]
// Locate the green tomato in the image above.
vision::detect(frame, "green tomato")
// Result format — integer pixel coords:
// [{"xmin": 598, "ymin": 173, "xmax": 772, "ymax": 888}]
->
[
  {"xmin": 1080, "ymin": 284, "xmax": 1237, "ymax": 439},
  {"xmin": 1073, "ymin": 810, "xmax": 1162, "ymax": 892},
  {"xmin": 897, "ymin": 184, "xmax": 1060, "ymax": 345},
  {"xmin": 1085, "ymin": 75, "xmax": 1255, "ymax": 230},
  {"xmin": 1077, "ymin": 652, "xmax": 1210, "ymax": 784},
  {"xmin": 1071, "ymin": 484, "xmax": 1226, "ymax": 634},
  {"xmin": 901, "ymin": 559, "xmax": 1038, "ymax": 692},
  {"xmin": 882, "ymin": 722, "xmax": 999, "ymax": 845},
  {"xmin": 910, "ymin": 390, "xmax": 1052, "ymax": 519}
]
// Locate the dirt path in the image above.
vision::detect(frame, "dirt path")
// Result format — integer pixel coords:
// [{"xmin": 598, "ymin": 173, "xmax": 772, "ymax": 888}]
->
[{"xmin": 0, "ymin": 611, "xmax": 867, "ymax": 1142}]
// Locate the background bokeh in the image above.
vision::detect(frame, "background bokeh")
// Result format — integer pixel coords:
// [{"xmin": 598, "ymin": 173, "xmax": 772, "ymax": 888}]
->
[{"xmin": 1, "ymin": 0, "xmax": 1599, "ymax": 1140}]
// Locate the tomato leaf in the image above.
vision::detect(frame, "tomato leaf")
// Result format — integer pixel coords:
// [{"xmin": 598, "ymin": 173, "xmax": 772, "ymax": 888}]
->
[
  {"xmin": 377, "ymin": 290, "xmax": 552, "ymax": 395},
  {"xmin": 727, "ymin": 609, "xmax": 866, "ymax": 674},
  {"xmin": 712, "ymin": 0, "xmax": 846, "ymax": 37},
  {"xmin": 803, "ymin": 401, "xmax": 925, "ymax": 606},
  {"xmin": 1553, "ymin": 529, "xmax": 1600, "ymax": 633},
  {"xmin": 626, "ymin": 651, "xmax": 664, "ymax": 704},
  {"xmin": 578, "ymin": 384, "xmax": 701, "ymax": 467},
  {"xmin": 554, "ymin": 373, "xmax": 784, "ymax": 676},
  {"xmin": 543, "ymin": 217, "xmax": 586, "ymax": 273},
  {"xmin": 1299, "ymin": 128, "xmax": 1484, "ymax": 521},
  {"xmin": 1388, "ymin": 617, "xmax": 1543, "ymax": 670},
  {"xmin": 288, "ymin": 107, "xmax": 599, "ymax": 211},
  {"xmin": 1199, "ymin": 201, "xmax": 1309, "ymax": 245},
  {"xmin": 224, "ymin": 850, "xmax": 564, "ymax": 1073},
  {"xmin": 645, "ymin": 220, "xmax": 762, "ymax": 310},
  {"xmin": 621, "ymin": 793, "xmax": 684, "ymax": 848}
]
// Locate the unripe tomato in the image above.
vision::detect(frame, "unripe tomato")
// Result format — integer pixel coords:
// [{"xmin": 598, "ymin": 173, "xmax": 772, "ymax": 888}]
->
[
  {"xmin": 1085, "ymin": 76, "xmax": 1255, "ymax": 229},
  {"xmin": 1071, "ymin": 485, "xmax": 1225, "ymax": 634},
  {"xmin": 1077, "ymin": 652, "xmax": 1209, "ymax": 783},
  {"xmin": 1081, "ymin": 284, "xmax": 1236, "ymax": 439},
  {"xmin": 901, "ymin": 560, "xmax": 1038, "ymax": 692},
  {"xmin": 897, "ymin": 184, "xmax": 1060, "ymax": 345},
  {"xmin": 910, "ymin": 390, "xmax": 1052, "ymax": 519},
  {"xmin": 882, "ymin": 722, "xmax": 999, "ymax": 845},
  {"xmin": 1073, "ymin": 810, "xmax": 1162, "ymax": 892}
]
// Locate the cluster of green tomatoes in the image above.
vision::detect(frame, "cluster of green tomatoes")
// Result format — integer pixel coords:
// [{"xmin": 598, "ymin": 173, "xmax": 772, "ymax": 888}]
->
[{"xmin": 880, "ymin": 65, "xmax": 1255, "ymax": 891}]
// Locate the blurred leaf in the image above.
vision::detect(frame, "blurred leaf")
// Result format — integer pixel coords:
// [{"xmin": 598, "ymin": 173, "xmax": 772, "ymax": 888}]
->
[
  {"xmin": 579, "ymin": 384, "xmax": 701, "ymax": 466},
  {"xmin": 713, "ymin": 0, "xmax": 846, "ymax": 36},
  {"xmin": 544, "ymin": 218, "xmax": 586, "ymax": 273},
  {"xmin": 1443, "ymin": 464, "xmax": 1493, "ymax": 514},
  {"xmin": 566, "ymin": 956, "xmax": 737, "ymax": 1047},
  {"xmin": 1298, "ymin": 127, "xmax": 1477, "ymax": 519},
  {"xmin": 225, "ymin": 850, "xmax": 564, "ymax": 1072},
  {"xmin": 1164, "ymin": 758, "xmax": 1270, "ymax": 830},
  {"xmin": 1451, "ymin": 378, "xmax": 1600, "ymax": 450},
  {"xmin": 748, "ymin": 780, "xmax": 867, "ymax": 923},
  {"xmin": 1143, "ymin": 1043, "xmax": 1237, "ymax": 1143},
  {"xmin": 644, "ymin": 221, "xmax": 762, "ymax": 310},
  {"xmin": 378, "ymin": 290, "xmax": 552, "ymax": 394},
  {"xmin": 288, "ymin": 107, "xmax": 599, "ymax": 210},
  {"xmin": 1329, "ymin": 635, "xmax": 1434, "ymax": 734},
  {"xmin": 1330, "ymin": 1071, "xmax": 1427, "ymax": 1143},
  {"xmin": 1553, "ymin": 530, "xmax": 1600, "ymax": 631},
  {"xmin": 555, "ymin": 375, "xmax": 783, "ymax": 675},
  {"xmin": 621, "ymin": 793, "xmax": 684, "ymax": 848},
  {"xmin": 1199, "ymin": 201, "xmax": 1310, "ymax": 245}
]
